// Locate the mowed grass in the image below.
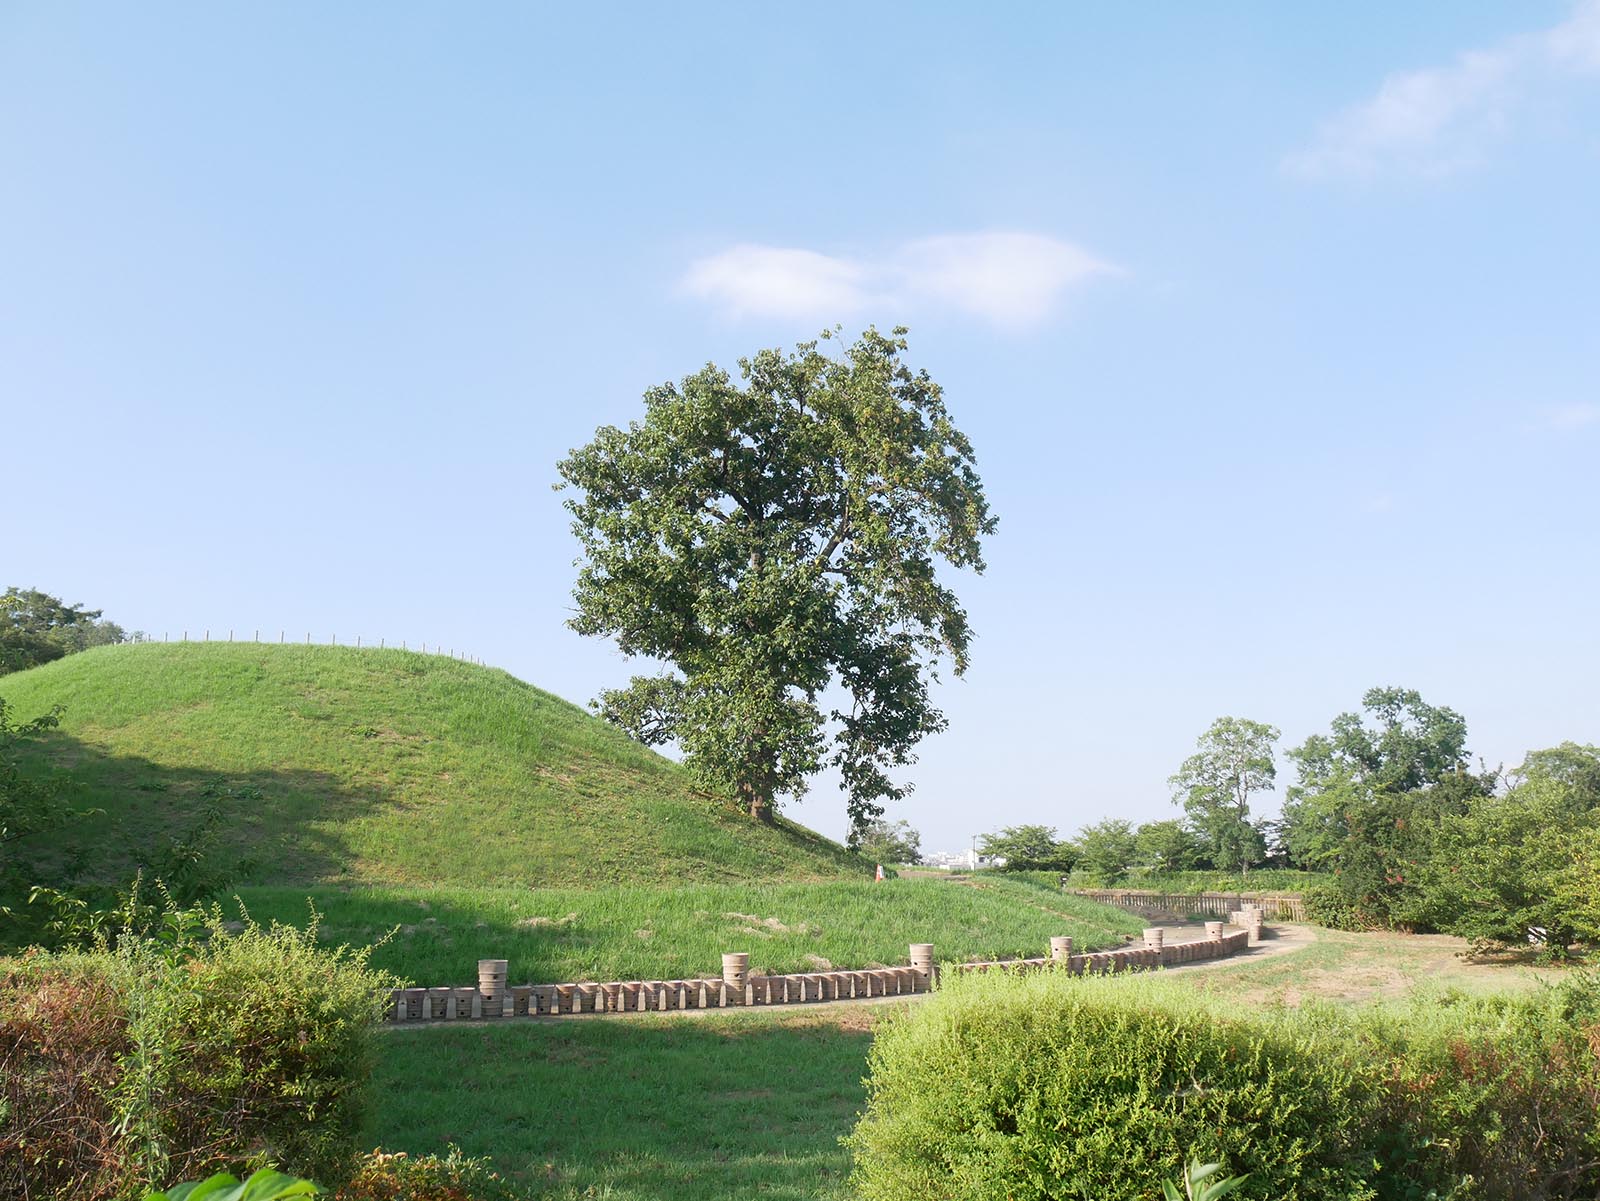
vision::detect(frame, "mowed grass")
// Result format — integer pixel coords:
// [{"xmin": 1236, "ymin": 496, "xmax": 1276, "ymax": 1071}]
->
[
  {"xmin": 374, "ymin": 1007, "xmax": 878, "ymax": 1201},
  {"xmin": 238, "ymin": 876, "xmax": 1145, "ymax": 984},
  {"xmin": 0, "ymin": 642, "xmax": 863, "ymax": 886},
  {"xmin": 1168, "ymin": 922, "xmax": 1568, "ymax": 1005}
]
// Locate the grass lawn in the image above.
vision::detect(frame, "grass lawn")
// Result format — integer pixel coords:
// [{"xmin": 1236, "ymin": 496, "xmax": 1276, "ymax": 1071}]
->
[
  {"xmin": 372, "ymin": 1006, "xmax": 881, "ymax": 1201},
  {"xmin": 238, "ymin": 875, "xmax": 1145, "ymax": 984},
  {"xmin": 1168, "ymin": 922, "xmax": 1568, "ymax": 1005},
  {"xmin": 366, "ymin": 923, "xmax": 1588, "ymax": 1199}
]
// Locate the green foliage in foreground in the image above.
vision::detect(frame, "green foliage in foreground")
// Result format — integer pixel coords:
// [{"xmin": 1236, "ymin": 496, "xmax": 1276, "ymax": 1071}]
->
[
  {"xmin": 0, "ymin": 642, "xmax": 865, "ymax": 890},
  {"xmin": 1, "ymin": 912, "xmax": 397, "ymax": 1199},
  {"xmin": 235, "ymin": 877, "xmax": 1144, "ymax": 984},
  {"xmin": 846, "ymin": 967, "xmax": 1600, "ymax": 1201},
  {"xmin": 146, "ymin": 1168, "xmax": 322, "ymax": 1201}
]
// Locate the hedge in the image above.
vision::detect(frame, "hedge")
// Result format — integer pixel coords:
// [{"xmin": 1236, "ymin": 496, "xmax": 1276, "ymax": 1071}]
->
[{"xmin": 846, "ymin": 968, "xmax": 1600, "ymax": 1201}]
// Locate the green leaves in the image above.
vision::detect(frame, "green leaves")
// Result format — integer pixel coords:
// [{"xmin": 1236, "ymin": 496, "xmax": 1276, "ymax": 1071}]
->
[
  {"xmin": 1169, "ymin": 717, "xmax": 1279, "ymax": 874},
  {"xmin": 1159, "ymin": 1158, "xmax": 1248, "ymax": 1201},
  {"xmin": 145, "ymin": 1168, "xmax": 323, "ymax": 1201},
  {"xmin": 557, "ymin": 328, "xmax": 994, "ymax": 834}
]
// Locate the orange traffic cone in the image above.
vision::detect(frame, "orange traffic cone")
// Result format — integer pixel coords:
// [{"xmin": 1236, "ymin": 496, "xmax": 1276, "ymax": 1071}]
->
[{"xmin": 875, "ymin": 864, "xmax": 885, "ymax": 882}]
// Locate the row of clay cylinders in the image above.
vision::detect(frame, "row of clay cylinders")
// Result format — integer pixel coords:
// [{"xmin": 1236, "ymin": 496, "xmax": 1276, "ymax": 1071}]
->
[{"xmin": 720, "ymin": 944, "xmax": 945, "ymax": 1000}]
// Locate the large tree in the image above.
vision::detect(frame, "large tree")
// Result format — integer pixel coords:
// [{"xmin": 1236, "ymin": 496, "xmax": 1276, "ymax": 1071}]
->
[
  {"xmin": 557, "ymin": 328, "xmax": 995, "ymax": 838},
  {"xmin": 1168, "ymin": 716, "xmax": 1278, "ymax": 874},
  {"xmin": 1280, "ymin": 686, "xmax": 1473, "ymax": 870}
]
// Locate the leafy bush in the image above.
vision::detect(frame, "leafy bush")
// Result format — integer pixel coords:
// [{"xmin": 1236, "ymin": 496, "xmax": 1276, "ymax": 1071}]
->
[
  {"xmin": 0, "ymin": 907, "xmax": 399, "ymax": 1199},
  {"xmin": 845, "ymin": 969, "xmax": 1375, "ymax": 1200},
  {"xmin": 1302, "ymin": 884, "xmax": 1365, "ymax": 931},
  {"xmin": 334, "ymin": 1148, "xmax": 529, "ymax": 1201},
  {"xmin": 0, "ymin": 953, "xmax": 132, "ymax": 1199},
  {"xmin": 846, "ymin": 968, "xmax": 1600, "ymax": 1201}
]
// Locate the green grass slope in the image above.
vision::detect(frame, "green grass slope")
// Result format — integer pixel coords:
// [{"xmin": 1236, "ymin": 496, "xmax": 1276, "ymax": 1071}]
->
[
  {"xmin": 237, "ymin": 876, "xmax": 1145, "ymax": 984},
  {"xmin": 0, "ymin": 642, "xmax": 864, "ymax": 887}
]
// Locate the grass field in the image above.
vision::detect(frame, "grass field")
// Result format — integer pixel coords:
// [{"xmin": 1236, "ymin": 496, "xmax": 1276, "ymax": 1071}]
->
[
  {"xmin": 237, "ymin": 875, "xmax": 1145, "ymax": 983},
  {"xmin": 376, "ymin": 1008, "xmax": 870, "ymax": 1201},
  {"xmin": 364, "ymin": 924, "xmax": 1586, "ymax": 1199},
  {"xmin": 0, "ymin": 642, "xmax": 862, "ymax": 887}
]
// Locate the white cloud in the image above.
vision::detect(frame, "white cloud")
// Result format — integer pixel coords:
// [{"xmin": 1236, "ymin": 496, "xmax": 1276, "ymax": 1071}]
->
[
  {"xmin": 1286, "ymin": 0, "xmax": 1600, "ymax": 179},
  {"xmin": 681, "ymin": 230, "xmax": 1116, "ymax": 329},
  {"xmin": 680, "ymin": 245, "xmax": 872, "ymax": 320}
]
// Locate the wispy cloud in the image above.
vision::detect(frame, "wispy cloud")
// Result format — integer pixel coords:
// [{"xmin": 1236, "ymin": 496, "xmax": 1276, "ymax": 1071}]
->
[
  {"xmin": 680, "ymin": 231, "xmax": 1117, "ymax": 329},
  {"xmin": 1285, "ymin": 0, "xmax": 1600, "ymax": 179}
]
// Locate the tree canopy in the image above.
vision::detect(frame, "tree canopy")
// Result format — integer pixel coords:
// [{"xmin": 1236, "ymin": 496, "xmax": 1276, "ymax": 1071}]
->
[
  {"xmin": 856, "ymin": 818, "xmax": 922, "ymax": 866},
  {"xmin": 979, "ymin": 824, "xmax": 1073, "ymax": 872},
  {"xmin": 557, "ymin": 328, "xmax": 995, "ymax": 838},
  {"xmin": 1168, "ymin": 716, "xmax": 1278, "ymax": 874},
  {"xmin": 0, "ymin": 587, "xmax": 132, "ymax": 676}
]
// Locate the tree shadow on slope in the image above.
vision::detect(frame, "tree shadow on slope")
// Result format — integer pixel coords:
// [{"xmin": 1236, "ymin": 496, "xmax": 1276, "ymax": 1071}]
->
[{"xmin": 4, "ymin": 729, "xmax": 390, "ymax": 892}]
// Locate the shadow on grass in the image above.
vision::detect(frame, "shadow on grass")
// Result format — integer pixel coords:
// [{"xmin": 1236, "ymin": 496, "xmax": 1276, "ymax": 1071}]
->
[
  {"xmin": 371, "ymin": 1013, "xmax": 873, "ymax": 1201},
  {"xmin": 4, "ymin": 730, "xmax": 389, "ymax": 890}
]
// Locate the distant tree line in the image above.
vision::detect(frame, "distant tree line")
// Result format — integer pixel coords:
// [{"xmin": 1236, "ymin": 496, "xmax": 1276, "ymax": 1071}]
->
[
  {"xmin": 0, "ymin": 586, "xmax": 141, "ymax": 676},
  {"xmin": 978, "ymin": 685, "xmax": 1600, "ymax": 956}
]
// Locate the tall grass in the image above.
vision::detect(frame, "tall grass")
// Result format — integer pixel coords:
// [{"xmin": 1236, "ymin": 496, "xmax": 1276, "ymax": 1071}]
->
[{"xmin": 236, "ymin": 877, "xmax": 1145, "ymax": 984}]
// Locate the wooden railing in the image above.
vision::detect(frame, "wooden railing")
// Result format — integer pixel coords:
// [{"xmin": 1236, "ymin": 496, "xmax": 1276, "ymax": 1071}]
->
[{"xmin": 1068, "ymin": 889, "xmax": 1307, "ymax": 921}]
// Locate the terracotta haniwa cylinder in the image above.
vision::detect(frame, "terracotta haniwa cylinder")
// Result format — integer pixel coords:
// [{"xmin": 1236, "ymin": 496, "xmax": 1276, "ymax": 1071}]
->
[
  {"xmin": 478, "ymin": 959, "xmax": 508, "ymax": 1016},
  {"xmin": 721, "ymin": 953, "xmax": 749, "ymax": 1002},
  {"xmin": 1205, "ymin": 920, "xmax": 1225, "ymax": 941},
  {"xmin": 1142, "ymin": 927, "xmax": 1165, "ymax": 950},
  {"xmin": 1050, "ymin": 936, "xmax": 1074, "ymax": 962},
  {"xmin": 909, "ymin": 943, "xmax": 935, "ymax": 982}
]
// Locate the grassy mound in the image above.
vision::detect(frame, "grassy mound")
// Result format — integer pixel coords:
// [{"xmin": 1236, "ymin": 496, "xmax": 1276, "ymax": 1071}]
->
[{"xmin": 0, "ymin": 642, "xmax": 864, "ymax": 887}]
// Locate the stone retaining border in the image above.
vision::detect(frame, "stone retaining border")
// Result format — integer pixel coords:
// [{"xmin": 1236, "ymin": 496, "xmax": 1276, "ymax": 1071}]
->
[{"xmin": 386, "ymin": 923, "xmax": 1259, "ymax": 1022}]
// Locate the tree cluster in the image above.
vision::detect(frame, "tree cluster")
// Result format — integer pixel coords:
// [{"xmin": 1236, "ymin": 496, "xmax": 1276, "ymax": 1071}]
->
[{"xmin": 1, "ymin": 587, "xmax": 138, "ymax": 676}]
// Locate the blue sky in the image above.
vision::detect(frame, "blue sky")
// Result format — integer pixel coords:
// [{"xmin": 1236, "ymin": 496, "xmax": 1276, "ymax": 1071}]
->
[{"xmin": 4, "ymin": 3, "xmax": 1597, "ymax": 853}]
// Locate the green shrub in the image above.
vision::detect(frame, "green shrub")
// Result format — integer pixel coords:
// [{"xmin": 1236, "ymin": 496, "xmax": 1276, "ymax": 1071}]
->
[
  {"xmin": 846, "ymin": 969, "xmax": 1600, "ymax": 1201},
  {"xmin": 845, "ymin": 969, "xmax": 1376, "ymax": 1201},
  {"xmin": 0, "ymin": 908, "xmax": 399, "ymax": 1199},
  {"xmin": 1302, "ymin": 884, "xmax": 1364, "ymax": 930},
  {"xmin": 333, "ymin": 1148, "xmax": 529, "ymax": 1201}
]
